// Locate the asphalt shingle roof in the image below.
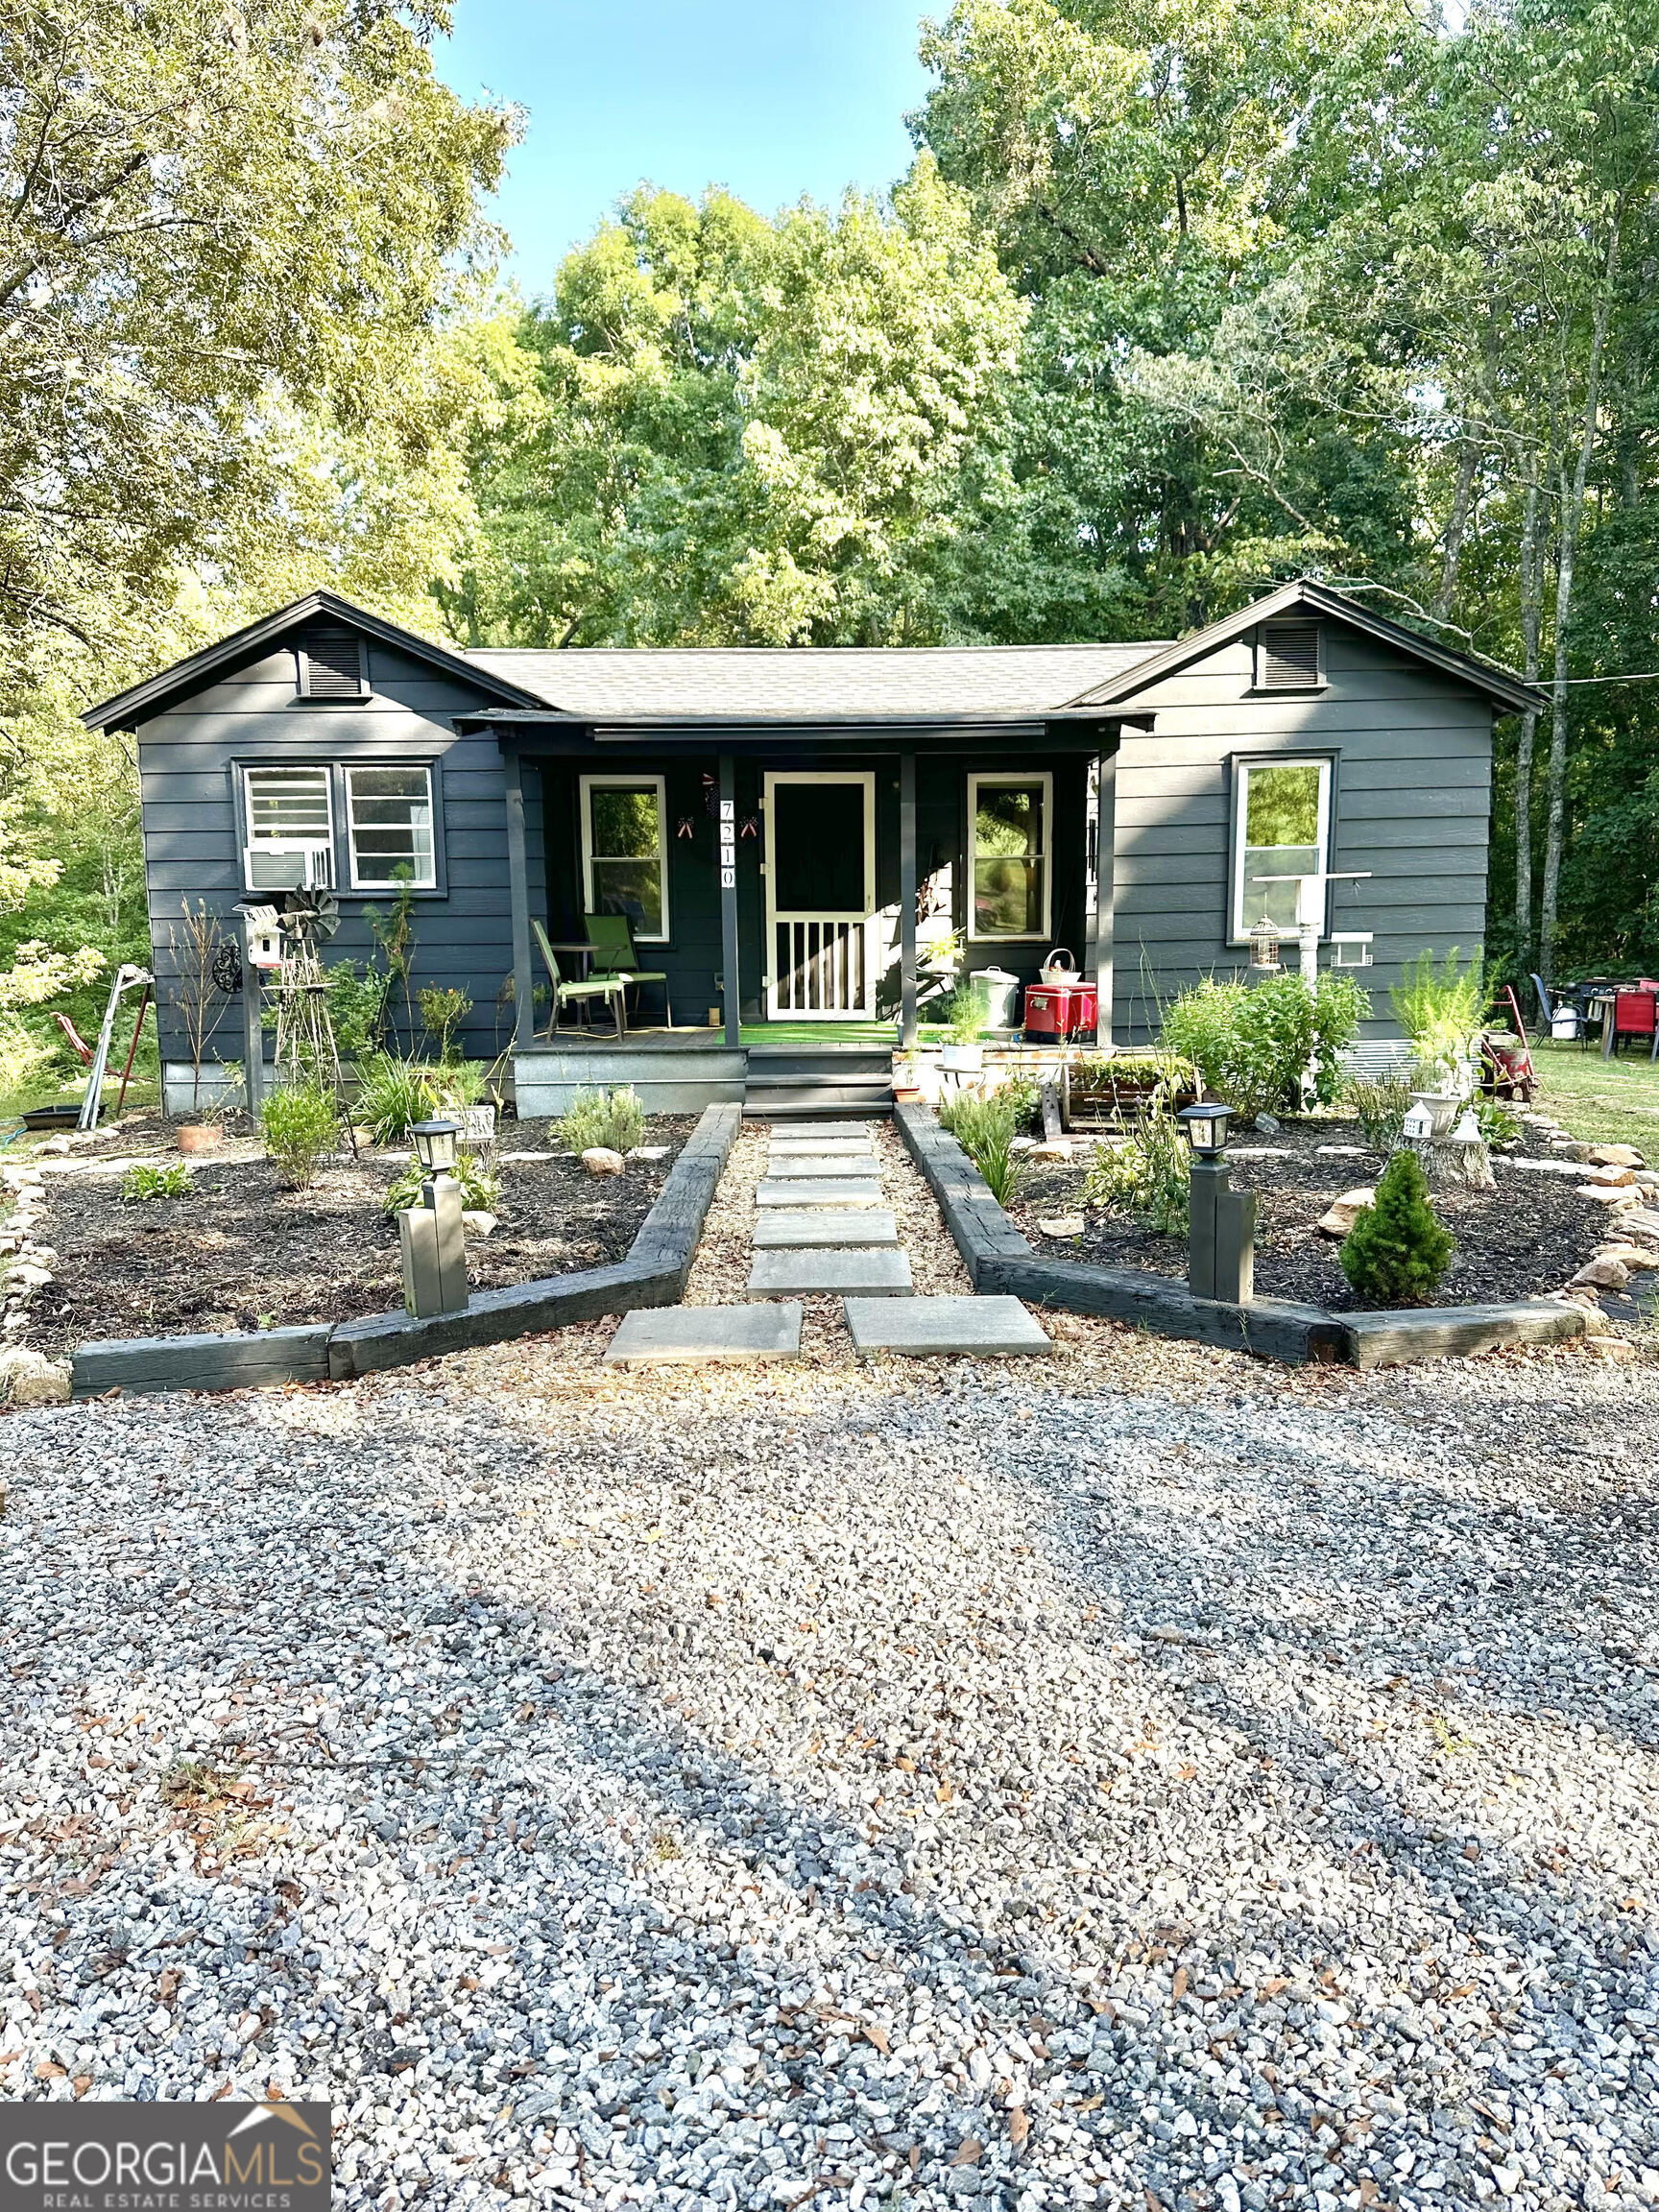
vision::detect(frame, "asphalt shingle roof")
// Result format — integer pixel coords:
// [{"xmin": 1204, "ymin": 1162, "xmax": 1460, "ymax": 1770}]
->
[{"xmin": 465, "ymin": 642, "xmax": 1166, "ymax": 720}]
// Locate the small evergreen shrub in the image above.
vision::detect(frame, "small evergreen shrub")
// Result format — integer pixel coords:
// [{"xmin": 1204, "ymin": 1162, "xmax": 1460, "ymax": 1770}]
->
[
  {"xmin": 260, "ymin": 1082, "xmax": 341, "ymax": 1189},
  {"xmin": 120, "ymin": 1162, "xmax": 193, "ymax": 1202},
  {"xmin": 938, "ymin": 1089, "xmax": 1024, "ymax": 1206},
  {"xmin": 559, "ymin": 1085, "xmax": 646, "ymax": 1155},
  {"xmin": 1338, "ymin": 1149, "xmax": 1455, "ymax": 1306}
]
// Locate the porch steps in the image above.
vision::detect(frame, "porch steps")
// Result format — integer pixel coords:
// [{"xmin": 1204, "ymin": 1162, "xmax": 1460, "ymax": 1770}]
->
[{"xmin": 743, "ymin": 1045, "xmax": 893, "ymax": 1122}]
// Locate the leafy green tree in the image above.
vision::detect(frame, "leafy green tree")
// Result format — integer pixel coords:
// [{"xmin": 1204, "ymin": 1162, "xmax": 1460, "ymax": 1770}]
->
[{"xmin": 447, "ymin": 159, "xmax": 1026, "ymax": 646}]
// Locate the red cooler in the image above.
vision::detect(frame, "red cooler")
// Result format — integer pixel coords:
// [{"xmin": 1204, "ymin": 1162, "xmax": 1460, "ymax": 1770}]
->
[{"xmin": 1023, "ymin": 979, "xmax": 1097, "ymax": 1041}]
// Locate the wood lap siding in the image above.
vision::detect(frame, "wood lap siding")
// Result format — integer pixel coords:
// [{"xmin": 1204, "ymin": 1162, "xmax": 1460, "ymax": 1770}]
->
[
  {"xmin": 1111, "ymin": 631, "xmax": 1495, "ymax": 1041},
  {"xmin": 136, "ymin": 638, "xmax": 520, "ymax": 1068}
]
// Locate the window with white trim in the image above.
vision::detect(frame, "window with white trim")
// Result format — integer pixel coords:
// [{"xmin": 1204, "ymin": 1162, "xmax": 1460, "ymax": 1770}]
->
[
  {"xmin": 1233, "ymin": 757, "xmax": 1331, "ymax": 938},
  {"xmin": 968, "ymin": 772, "xmax": 1051, "ymax": 939},
  {"xmin": 581, "ymin": 776, "xmax": 668, "ymax": 941},
  {"xmin": 346, "ymin": 765, "xmax": 435, "ymax": 888},
  {"xmin": 242, "ymin": 766, "xmax": 334, "ymax": 890}
]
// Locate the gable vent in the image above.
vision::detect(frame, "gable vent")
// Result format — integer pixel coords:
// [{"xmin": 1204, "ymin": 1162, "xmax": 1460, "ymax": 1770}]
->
[
  {"xmin": 299, "ymin": 625, "xmax": 368, "ymax": 701},
  {"xmin": 1260, "ymin": 620, "xmax": 1321, "ymax": 689}
]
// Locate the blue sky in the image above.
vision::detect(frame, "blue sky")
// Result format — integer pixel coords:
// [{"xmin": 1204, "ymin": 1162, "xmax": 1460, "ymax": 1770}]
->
[{"xmin": 435, "ymin": 0, "xmax": 934, "ymax": 303}]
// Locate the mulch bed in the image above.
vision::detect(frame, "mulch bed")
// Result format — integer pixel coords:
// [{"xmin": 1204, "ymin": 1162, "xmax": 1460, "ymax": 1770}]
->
[
  {"xmin": 24, "ymin": 1113, "xmax": 691, "ymax": 1356},
  {"xmin": 1009, "ymin": 1114, "xmax": 1618, "ymax": 1310}
]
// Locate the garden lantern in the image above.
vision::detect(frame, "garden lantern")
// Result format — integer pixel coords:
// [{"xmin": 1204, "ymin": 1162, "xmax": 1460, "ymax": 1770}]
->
[
  {"xmin": 410, "ymin": 1117, "xmax": 460, "ymax": 1175},
  {"xmin": 1180, "ymin": 1104, "xmax": 1255, "ymax": 1307},
  {"xmin": 399, "ymin": 1118, "xmax": 468, "ymax": 1319},
  {"xmin": 1177, "ymin": 1102, "xmax": 1234, "ymax": 1158}
]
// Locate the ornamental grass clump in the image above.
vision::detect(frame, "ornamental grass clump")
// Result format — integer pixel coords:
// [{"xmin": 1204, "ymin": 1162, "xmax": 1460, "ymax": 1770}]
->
[
  {"xmin": 937, "ymin": 1088, "xmax": 1023, "ymax": 1206},
  {"xmin": 558, "ymin": 1085, "xmax": 646, "ymax": 1156},
  {"xmin": 354, "ymin": 1052, "xmax": 439, "ymax": 1146},
  {"xmin": 1338, "ymin": 1148, "xmax": 1455, "ymax": 1306},
  {"xmin": 259, "ymin": 1081, "xmax": 341, "ymax": 1189}
]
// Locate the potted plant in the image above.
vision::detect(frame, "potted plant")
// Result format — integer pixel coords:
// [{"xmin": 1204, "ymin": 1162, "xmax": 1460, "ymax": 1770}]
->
[
  {"xmin": 939, "ymin": 982, "xmax": 989, "ymax": 1076},
  {"xmin": 177, "ymin": 1059, "xmax": 244, "ymax": 1154}
]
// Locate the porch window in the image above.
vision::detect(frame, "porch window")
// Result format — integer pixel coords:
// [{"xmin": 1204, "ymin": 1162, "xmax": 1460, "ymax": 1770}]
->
[
  {"xmin": 242, "ymin": 766, "xmax": 334, "ymax": 891},
  {"xmin": 346, "ymin": 765, "xmax": 435, "ymax": 888},
  {"xmin": 581, "ymin": 775, "xmax": 668, "ymax": 941},
  {"xmin": 1233, "ymin": 757, "xmax": 1331, "ymax": 937},
  {"xmin": 968, "ymin": 773, "xmax": 1051, "ymax": 939}
]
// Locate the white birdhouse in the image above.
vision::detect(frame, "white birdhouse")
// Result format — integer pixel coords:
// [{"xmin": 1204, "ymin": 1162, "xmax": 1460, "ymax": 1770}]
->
[
  {"xmin": 242, "ymin": 904, "xmax": 283, "ymax": 970},
  {"xmin": 1401, "ymin": 1101, "xmax": 1435, "ymax": 1143}
]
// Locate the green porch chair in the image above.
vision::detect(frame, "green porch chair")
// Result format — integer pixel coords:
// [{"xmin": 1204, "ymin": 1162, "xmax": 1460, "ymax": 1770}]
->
[
  {"xmin": 585, "ymin": 912, "xmax": 673, "ymax": 1028},
  {"xmin": 532, "ymin": 919, "xmax": 626, "ymax": 1038}
]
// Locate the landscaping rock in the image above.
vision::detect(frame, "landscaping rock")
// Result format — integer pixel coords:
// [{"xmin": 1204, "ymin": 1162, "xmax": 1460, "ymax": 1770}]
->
[
  {"xmin": 1027, "ymin": 1141, "xmax": 1071, "ymax": 1164},
  {"xmin": 0, "ymin": 1346, "xmax": 70, "ymax": 1405},
  {"xmin": 1590, "ymin": 1143, "xmax": 1646, "ymax": 1168},
  {"xmin": 1317, "ymin": 1186, "xmax": 1375, "ymax": 1236},
  {"xmin": 581, "ymin": 1146, "xmax": 626, "ymax": 1176},
  {"xmin": 1599, "ymin": 1241, "xmax": 1659, "ymax": 1271},
  {"xmin": 1577, "ymin": 1184, "xmax": 1642, "ymax": 1209},
  {"xmin": 1579, "ymin": 1162, "xmax": 1636, "ymax": 1187},
  {"xmin": 1037, "ymin": 1214, "xmax": 1087, "ymax": 1238},
  {"xmin": 1550, "ymin": 1136, "xmax": 1594, "ymax": 1159},
  {"xmin": 38, "ymin": 1135, "xmax": 70, "ymax": 1156},
  {"xmin": 461, "ymin": 1211, "xmax": 498, "ymax": 1237},
  {"xmin": 1570, "ymin": 1255, "xmax": 1631, "ymax": 1292}
]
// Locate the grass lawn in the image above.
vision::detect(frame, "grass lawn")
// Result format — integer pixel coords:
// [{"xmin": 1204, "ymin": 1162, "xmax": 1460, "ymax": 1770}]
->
[{"xmin": 1530, "ymin": 1037, "xmax": 1659, "ymax": 1150}]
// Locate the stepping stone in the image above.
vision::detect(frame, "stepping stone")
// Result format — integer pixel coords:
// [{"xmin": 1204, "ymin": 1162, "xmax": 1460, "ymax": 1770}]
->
[
  {"xmin": 763, "ymin": 1154, "xmax": 879, "ymax": 1179},
  {"xmin": 756, "ymin": 1178, "xmax": 883, "ymax": 1209},
  {"xmin": 843, "ymin": 1295, "xmax": 1051, "ymax": 1358},
  {"xmin": 767, "ymin": 1135, "xmax": 876, "ymax": 1158},
  {"xmin": 755, "ymin": 1209, "xmax": 899, "ymax": 1248},
  {"xmin": 604, "ymin": 1304, "xmax": 803, "ymax": 1367},
  {"xmin": 747, "ymin": 1248, "xmax": 912, "ymax": 1298},
  {"xmin": 763, "ymin": 1120, "xmax": 872, "ymax": 1140}
]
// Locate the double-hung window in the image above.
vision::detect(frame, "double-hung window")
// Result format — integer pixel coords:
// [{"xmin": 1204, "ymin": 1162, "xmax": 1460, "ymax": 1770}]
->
[
  {"xmin": 1232, "ymin": 757, "xmax": 1332, "ymax": 938},
  {"xmin": 346, "ymin": 765, "xmax": 436, "ymax": 888},
  {"xmin": 581, "ymin": 776, "xmax": 668, "ymax": 940},
  {"xmin": 968, "ymin": 773, "xmax": 1051, "ymax": 940},
  {"xmin": 242, "ymin": 767, "xmax": 334, "ymax": 890}
]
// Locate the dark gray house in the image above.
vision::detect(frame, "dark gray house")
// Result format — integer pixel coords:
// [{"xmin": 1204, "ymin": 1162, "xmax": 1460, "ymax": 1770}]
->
[{"xmin": 85, "ymin": 578, "xmax": 1531, "ymax": 1115}]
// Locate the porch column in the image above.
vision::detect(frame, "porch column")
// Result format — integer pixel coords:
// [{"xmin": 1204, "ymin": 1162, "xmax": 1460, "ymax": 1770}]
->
[
  {"xmin": 899, "ymin": 749, "xmax": 918, "ymax": 1048},
  {"xmin": 1089, "ymin": 746, "xmax": 1117, "ymax": 1046},
  {"xmin": 503, "ymin": 750, "xmax": 534, "ymax": 1050},
  {"xmin": 719, "ymin": 753, "xmax": 741, "ymax": 1048}
]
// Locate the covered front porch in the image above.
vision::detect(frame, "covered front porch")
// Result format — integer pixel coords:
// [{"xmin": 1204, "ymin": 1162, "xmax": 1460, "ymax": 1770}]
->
[{"xmin": 480, "ymin": 710, "xmax": 1127, "ymax": 1101}]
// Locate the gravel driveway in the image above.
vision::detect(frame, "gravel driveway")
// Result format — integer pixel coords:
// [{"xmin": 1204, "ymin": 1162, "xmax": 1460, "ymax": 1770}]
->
[{"xmin": 2, "ymin": 1323, "xmax": 1656, "ymax": 2212}]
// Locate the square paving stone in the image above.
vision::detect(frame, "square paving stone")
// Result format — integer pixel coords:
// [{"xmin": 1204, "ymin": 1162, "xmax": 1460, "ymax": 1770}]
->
[
  {"xmin": 761, "ymin": 1120, "xmax": 874, "ymax": 1140},
  {"xmin": 843, "ymin": 1294, "xmax": 1050, "ymax": 1358},
  {"xmin": 746, "ymin": 1248, "xmax": 912, "ymax": 1298},
  {"xmin": 753, "ymin": 1209, "xmax": 899, "ymax": 1248},
  {"xmin": 756, "ymin": 1178, "xmax": 884, "ymax": 1208},
  {"xmin": 762, "ymin": 1154, "xmax": 879, "ymax": 1179},
  {"xmin": 604, "ymin": 1304, "xmax": 803, "ymax": 1366},
  {"xmin": 767, "ymin": 1135, "xmax": 877, "ymax": 1157}
]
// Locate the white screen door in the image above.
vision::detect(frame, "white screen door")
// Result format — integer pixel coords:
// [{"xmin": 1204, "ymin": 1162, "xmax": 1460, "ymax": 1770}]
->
[{"xmin": 764, "ymin": 771, "xmax": 876, "ymax": 1019}]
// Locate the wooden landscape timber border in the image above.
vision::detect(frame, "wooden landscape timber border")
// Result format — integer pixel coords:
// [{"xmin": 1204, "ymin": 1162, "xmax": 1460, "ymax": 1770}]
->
[
  {"xmin": 69, "ymin": 1102, "xmax": 741, "ymax": 1400},
  {"xmin": 894, "ymin": 1102, "xmax": 1591, "ymax": 1369}
]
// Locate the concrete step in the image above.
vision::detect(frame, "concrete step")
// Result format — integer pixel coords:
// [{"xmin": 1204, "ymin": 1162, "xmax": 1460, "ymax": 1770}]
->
[
  {"xmin": 756, "ymin": 1178, "xmax": 884, "ymax": 1209},
  {"xmin": 762, "ymin": 1120, "xmax": 881, "ymax": 1141},
  {"xmin": 746, "ymin": 1249, "xmax": 912, "ymax": 1298},
  {"xmin": 744, "ymin": 1091, "xmax": 893, "ymax": 1119},
  {"xmin": 754, "ymin": 1209, "xmax": 899, "ymax": 1248},
  {"xmin": 604, "ymin": 1303, "xmax": 803, "ymax": 1367},
  {"xmin": 842, "ymin": 1295, "xmax": 1051, "ymax": 1358},
  {"xmin": 761, "ymin": 1154, "xmax": 879, "ymax": 1180}
]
